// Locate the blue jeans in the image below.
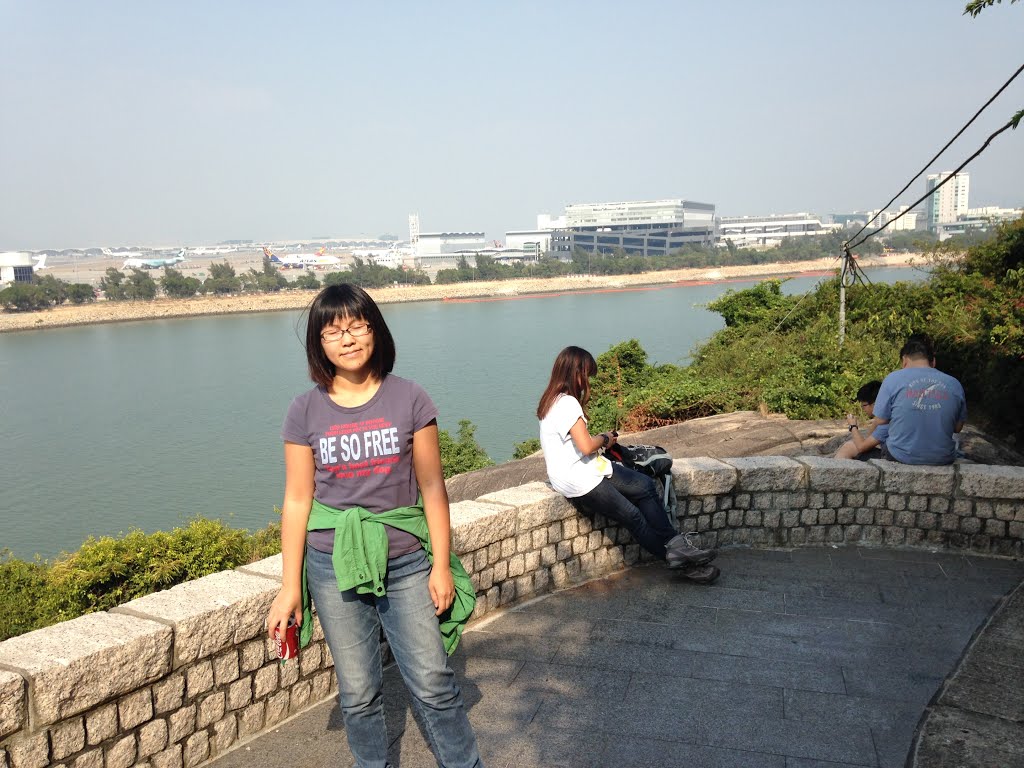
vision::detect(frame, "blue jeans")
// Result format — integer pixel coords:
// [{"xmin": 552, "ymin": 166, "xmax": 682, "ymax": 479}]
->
[
  {"xmin": 571, "ymin": 463, "xmax": 676, "ymax": 558},
  {"xmin": 306, "ymin": 546, "xmax": 483, "ymax": 768}
]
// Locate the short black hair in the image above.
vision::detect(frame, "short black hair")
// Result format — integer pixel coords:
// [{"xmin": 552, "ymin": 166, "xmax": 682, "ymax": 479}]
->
[
  {"xmin": 899, "ymin": 333, "xmax": 935, "ymax": 362},
  {"xmin": 855, "ymin": 381, "xmax": 882, "ymax": 404},
  {"xmin": 303, "ymin": 284, "xmax": 396, "ymax": 388}
]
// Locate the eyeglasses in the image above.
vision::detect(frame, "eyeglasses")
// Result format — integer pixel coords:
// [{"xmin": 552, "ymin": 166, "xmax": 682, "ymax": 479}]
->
[{"xmin": 321, "ymin": 323, "xmax": 371, "ymax": 342}]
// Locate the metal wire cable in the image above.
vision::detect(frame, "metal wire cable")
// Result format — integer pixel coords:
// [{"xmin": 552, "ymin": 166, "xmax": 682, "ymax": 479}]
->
[
  {"xmin": 846, "ymin": 61, "xmax": 1024, "ymax": 247},
  {"xmin": 847, "ymin": 113, "xmax": 1020, "ymax": 250},
  {"xmin": 766, "ymin": 256, "xmax": 841, "ymax": 337}
]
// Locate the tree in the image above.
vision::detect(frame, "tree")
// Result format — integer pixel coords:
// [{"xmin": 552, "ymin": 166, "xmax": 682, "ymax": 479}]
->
[
  {"xmin": 473, "ymin": 254, "xmax": 501, "ymax": 281},
  {"xmin": 0, "ymin": 283, "xmax": 48, "ymax": 311},
  {"xmin": 964, "ymin": 0, "xmax": 1023, "ymax": 129},
  {"xmin": 160, "ymin": 268, "xmax": 202, "ymax": 299},
  {"xmin": 588, "ymin": 340, "xmax": 656, "ymax": 431},
  {"xmin": 964, "ymin": 0, "xmax": 1020, "ymax": 17},
  {"xmin": 66, "ymin": 284, "xmax": 96, "ymax": 304},
  {"xmin": 124, "ymin": 269, "xmax": 158, "ymax": 300},
  {"xmin": 706, "ymin": 279, "xmax": 796, "ymax": 328},
  {"xmin": 293, "ymin": 271, "xmax": 320, "ymax": 290},
  {"xmin": 99, "ymin": 267, "xmax": 127, "ymax": 301},
  {"xmin": 34, "ymin": 274, "xmax": 68, "ymax": 305},
  {"xmin": 251, "ymin": 256, "xmax": 288, "ymax": 292},
  {"xmin": 204, "ymin": 261, "xmax": 241, "ymax": 295}
]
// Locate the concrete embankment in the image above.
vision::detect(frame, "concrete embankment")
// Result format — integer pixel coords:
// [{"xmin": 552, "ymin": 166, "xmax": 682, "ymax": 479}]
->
[{"xmin": 0, "ymin": 255, "xmax": 918, "ymax": 333}]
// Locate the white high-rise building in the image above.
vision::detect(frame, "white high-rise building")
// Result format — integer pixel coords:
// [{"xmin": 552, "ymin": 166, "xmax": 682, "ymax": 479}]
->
[
  {"xmin": 864, "ymin": 206, "xmax": 921, "ymax": 232},
  {"xmin": 925, "ymin": 172, "xmax": 969, "ymax": 232}
]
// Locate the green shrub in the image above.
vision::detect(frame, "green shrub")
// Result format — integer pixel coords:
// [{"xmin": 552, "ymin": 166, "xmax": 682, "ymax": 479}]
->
[
  {"xmin": 512, "ymin": 438, "xmax": 541, "ymax": 459},
  {"xmin": 0, "ymin": 551, "xmax": 50, "ymax": 640},
  {"xmin": 586, "ymin": 216, "xmax": 1024, "ymax": 445},
  {"xmin": 0, "ymin": 518, "xmax": 282, "ymax": 641},
  {"xmin": 438, "ymin": 420, "xmax": 494, "ymax": 478}
]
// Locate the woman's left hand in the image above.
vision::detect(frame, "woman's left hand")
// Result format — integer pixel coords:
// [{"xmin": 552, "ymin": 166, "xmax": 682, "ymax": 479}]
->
[{"xmin": 428, "ymin": 563, "xmax": 455, "ymax": 616}]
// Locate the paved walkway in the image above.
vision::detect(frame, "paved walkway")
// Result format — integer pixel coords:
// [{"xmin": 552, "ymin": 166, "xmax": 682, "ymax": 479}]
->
[{"xmin": 209, "ymin": 547, "xmax": 1023, "ymax": 768}]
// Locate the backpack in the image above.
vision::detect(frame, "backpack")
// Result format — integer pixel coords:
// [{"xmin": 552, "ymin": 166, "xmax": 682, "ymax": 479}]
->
[{"xmin": 605, "ymin": 443, "xmax": 679, "ymax": 530}]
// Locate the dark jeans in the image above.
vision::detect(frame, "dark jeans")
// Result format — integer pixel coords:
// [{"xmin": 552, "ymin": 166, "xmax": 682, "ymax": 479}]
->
[{"xmin": 570, "ymin": 463, "xmax": 676, "ymax": 558}]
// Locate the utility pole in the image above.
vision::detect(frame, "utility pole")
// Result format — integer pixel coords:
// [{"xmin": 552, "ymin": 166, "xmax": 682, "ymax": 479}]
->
[
  {"xmin": 839, "ymin": 244, "xmax": 848, "ymax": 347},
  {"xmin": 839, "ymin": 244, "xmax": 870, "ymax": 347}
]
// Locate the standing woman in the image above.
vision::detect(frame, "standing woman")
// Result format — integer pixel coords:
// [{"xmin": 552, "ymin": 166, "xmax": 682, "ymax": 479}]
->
[
  {"xmin": 537, "ymin": 346, "xmax": 719, "ymax": 583},
  {"xmin": 266, "ymin": 284, "xmax": 483, "ymax": 768}
]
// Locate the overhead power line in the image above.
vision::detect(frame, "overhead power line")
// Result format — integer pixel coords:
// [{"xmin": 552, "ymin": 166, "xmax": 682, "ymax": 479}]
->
[
  {"xmin": 847, "ymin": 112, "xmax": 1021, "ymax": 250},
  {"xmin": 846, "ymin": 61, "xmax": 1024, "ymax": 248}
]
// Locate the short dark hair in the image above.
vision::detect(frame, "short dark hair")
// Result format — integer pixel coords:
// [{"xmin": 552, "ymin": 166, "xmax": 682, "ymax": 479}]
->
[
  {"xmin": 899, "ymin": 333, "xmax": 935, "ymax": 362},
  {"xmin": 303, "ymin": 284, "xmax": 396, "ymax": 388},
  {"xmin": 855, "ymin": 381, "xmax": 882, "ymax": 404}
]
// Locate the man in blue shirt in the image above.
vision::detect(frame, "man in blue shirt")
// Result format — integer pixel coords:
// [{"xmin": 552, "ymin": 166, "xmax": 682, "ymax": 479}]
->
[{"xmin": 874, "ymin": 334, "xmax": 967, "ymax": 465}]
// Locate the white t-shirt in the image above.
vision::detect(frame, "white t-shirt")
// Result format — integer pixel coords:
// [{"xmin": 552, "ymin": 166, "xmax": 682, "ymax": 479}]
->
[{"xmin": 538, "ymin": 394, "xmax": 612, "ymax": 498}]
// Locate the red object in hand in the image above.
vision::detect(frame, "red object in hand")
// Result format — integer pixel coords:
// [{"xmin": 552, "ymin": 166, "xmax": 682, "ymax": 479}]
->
[{"xmin": 275, "ymin": 619, "xmax": 299, "ymax": 660}]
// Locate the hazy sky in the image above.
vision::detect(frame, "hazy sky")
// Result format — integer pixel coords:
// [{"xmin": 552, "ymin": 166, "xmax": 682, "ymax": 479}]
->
[{"xmin": 2, "ymin": 1, "xmax": 1022, "ymax": 249}]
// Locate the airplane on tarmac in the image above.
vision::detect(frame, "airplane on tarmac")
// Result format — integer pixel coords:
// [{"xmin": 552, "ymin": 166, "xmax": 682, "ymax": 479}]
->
[
  {"xmin": 122, "ymin": 250, "xmax": 187, "ymax": 270},
  {"xmin": 189, "ymin": 245, "xmax": 236, "ymax": 256},
  {"xmin": 263, "ymin": 245, "xmax": 342, "ymax": 269},
  {"xmin": 102, "ymin": 247, "xmax": 144, "ymax": 260},
  {"xmin": 33, "ymin": 255, "xmax": 48, "ymax": 270}
]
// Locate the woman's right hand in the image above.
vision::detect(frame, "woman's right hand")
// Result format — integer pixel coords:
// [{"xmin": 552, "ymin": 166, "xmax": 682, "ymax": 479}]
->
[{"xmin": 266, "ymin": 585, "xmax": 302, "ymax": 641}]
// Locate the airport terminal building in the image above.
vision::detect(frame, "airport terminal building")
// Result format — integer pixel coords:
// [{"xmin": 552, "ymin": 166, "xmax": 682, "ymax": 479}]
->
[
  {"xmin": 412, "ymin": 232, "xmax": 488, "ymax": 271},
  {"xmin": 0, "ymin": 252, "xmax": 36, "ymax": 287},
  {"xmin": 717, "ymin": 213, "xmax": 833, "ymax": 248},
  {"xmin": 546, "ymin": 199, "xmax": 716, "ymax": 257}
]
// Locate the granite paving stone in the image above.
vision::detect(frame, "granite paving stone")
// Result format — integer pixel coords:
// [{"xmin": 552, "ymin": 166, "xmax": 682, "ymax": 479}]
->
[
  {"xmin": 203, "ymin": 547, "xmax": 1022, "ymax": 768},
  {"xmin": 706, "ymin": 571, "xmax": 823, "ymax": 597},
  {"xmin": 856, "ymin": 548, "xmax": 970, "ymax": 566},
  {"xmin": 600, "ymin": 735, "xmax": 786, "ymax": 768},
  {"xmin": 693, "ymin": 709, "xmax": 877, "ymax": 765},
  {"xmin": 841, "ymin": 665, "xmax": 947, "ymax": 704},
  {"xmin": 784, "ymin": 689, "xmax": 931, "ymax": 729},
  {"xmin": 506, "ymin": 588, "xmax": 721, "ymax": 629},
  {"xmin": 871, "ymin": 713, "xmax": 922, "ymax": 768},
  {"xmin": 503, "ymin": 724, "xmax": 609, "ymax": 768},
  {"xmin": 782, "ymin": 593, "xmax": 989, "ymax": 626},
  {"xmin": 816, "ymin": 581, "xmax": 885, "ymax": 602}
]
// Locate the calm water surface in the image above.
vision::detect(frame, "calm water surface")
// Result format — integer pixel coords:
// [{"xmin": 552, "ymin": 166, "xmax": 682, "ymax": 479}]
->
[{"xmin": 0, "ymin": 267, "xmax": 924, "ymax": 557}]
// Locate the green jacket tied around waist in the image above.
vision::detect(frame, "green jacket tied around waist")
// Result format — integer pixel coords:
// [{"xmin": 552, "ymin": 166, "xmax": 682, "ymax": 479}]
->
[{"xmin": 300, "ymin": 497, "xmax": 476, "ymax": 655}]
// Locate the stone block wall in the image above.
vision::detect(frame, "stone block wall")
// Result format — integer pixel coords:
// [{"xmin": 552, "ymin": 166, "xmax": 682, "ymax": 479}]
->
[
  {"xmin": 674, "ymin": 457, "xmax": 1024, "ymax": 558},
  {"xmin": 2, "ymin": 457, "xmax": 1022, "ymax": 768},
  {"xmin": 0, "ymin": 567, "xmax": 337, "ymax": 768}
]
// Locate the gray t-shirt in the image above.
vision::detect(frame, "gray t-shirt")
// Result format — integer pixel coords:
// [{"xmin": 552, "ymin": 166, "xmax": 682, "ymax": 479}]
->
[{"xmin": 281, "ymin": 375, "xmax": 439, "ymax": 557}]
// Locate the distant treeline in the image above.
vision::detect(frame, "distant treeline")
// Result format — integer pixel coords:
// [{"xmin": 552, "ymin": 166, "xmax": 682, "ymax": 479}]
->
[{"xmin": 1, "ymin": 229, "xmax": 946, "ymax": 312}]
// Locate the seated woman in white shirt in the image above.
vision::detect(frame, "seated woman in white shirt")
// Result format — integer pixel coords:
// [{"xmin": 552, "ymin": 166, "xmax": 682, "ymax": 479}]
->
[{"xmin": 537, "ymin": 346, "xmax": 718, "ymax": 584}]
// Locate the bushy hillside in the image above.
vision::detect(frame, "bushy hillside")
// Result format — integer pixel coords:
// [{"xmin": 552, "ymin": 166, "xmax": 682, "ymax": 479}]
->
[{"xmin": 588, "ymin": 217, "xmax": 1024, "ymax": 447}]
